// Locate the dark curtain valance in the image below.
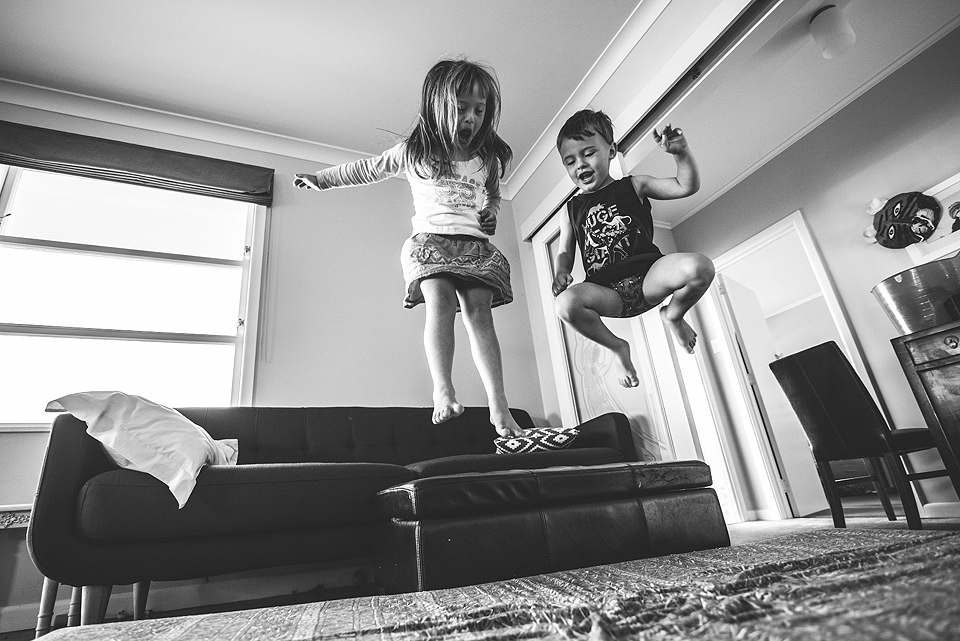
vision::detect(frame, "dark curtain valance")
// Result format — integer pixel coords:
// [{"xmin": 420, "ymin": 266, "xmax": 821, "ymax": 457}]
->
[{"xmin": 0, "ymin": 120, "xmax": 274, "ymax": 206}]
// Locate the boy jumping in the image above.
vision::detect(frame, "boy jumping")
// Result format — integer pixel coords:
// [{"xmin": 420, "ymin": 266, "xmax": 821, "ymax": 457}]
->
[{"xmin": 553, "ymin": 109, "xmax": 714, "ymax": 387}]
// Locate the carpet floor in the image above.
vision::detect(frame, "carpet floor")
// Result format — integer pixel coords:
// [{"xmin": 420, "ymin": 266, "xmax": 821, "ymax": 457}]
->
[{"xmin": 39, "ymin": 526, "xmax": 960, "ymax": 641}]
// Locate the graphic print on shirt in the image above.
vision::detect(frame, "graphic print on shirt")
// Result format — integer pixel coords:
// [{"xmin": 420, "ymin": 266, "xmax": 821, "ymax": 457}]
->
[
  {"xmin": 435, "ymin": 173, "xmax": 482, "ymax": 211},
  {"xmin": 582, "ymin": 202, "xmax": 633, "ymax": 276}
]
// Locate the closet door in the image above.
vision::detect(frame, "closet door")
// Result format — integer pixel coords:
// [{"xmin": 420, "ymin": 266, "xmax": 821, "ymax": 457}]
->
[{"xmin": 531, "ymin": 213, "xmax": 672, "ymax": 462}]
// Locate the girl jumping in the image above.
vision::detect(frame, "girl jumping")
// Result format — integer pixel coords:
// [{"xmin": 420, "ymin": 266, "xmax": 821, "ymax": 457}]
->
[{"xmin": 294, "ymin": 58, "xmax": 524, "ymax": 438}]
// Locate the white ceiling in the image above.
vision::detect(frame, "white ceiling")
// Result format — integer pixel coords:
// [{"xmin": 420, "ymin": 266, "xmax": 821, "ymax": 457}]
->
[
  {"xmin": 2, "ymin": 1, "xmax": 959, "ymax": 228},
  {"xmin": 0, "ymin": 0, "xmax": 638, "ymax": 171}
]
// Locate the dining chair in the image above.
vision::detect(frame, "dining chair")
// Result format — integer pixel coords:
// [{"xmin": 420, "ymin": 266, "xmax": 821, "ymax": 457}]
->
[{"xmin": 769, "ymin": 341, "xmax": 958, "ymax": 529}]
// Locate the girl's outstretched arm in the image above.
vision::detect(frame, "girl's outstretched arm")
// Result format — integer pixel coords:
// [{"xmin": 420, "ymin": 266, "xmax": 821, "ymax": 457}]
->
[{"xmin": 293, "ymin": 143, "xmax": 405, "ymax": 191}]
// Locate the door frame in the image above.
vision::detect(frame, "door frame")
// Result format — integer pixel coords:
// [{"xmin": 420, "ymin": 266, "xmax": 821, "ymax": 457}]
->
[
  {"xmin": 531, "ymin": 215, "xmax": 580, "ymax": 427},
  {"xmin": 713, "ymin": 210, "xmax": 874, "ymax": 393}
]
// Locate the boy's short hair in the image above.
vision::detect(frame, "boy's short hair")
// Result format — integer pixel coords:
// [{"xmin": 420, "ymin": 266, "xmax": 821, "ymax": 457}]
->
[{"xmin": 557, "ymin": 109, "xmax": 616, "ymax": 150}]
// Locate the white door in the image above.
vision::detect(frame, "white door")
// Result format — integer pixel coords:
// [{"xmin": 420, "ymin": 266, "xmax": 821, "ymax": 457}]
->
[
  {"xmin": 531, "ymin": 210, "xmax": 746, "ymax": 523},
  {"xmin": 532, "ymin": 213, "xmax": 672, "ymax": 461},
  {"xmin": 716, "ymin": 274, "xmax": 828, "ymax": 516}
]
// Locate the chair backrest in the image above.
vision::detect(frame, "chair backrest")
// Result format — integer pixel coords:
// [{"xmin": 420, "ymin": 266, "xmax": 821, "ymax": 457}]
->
[{"xmin": 769, "ymin": 341, "xmax": 889, "ymax": 461}]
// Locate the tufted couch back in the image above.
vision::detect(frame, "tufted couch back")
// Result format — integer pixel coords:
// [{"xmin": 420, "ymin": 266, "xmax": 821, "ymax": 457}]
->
[{"xmin": 178, "ymin": 406, "xmax": 535, "ymax": 465}]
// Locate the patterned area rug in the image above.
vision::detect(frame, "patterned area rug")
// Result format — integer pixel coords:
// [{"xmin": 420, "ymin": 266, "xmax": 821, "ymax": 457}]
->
[{"xmin": 43, "ymin": 528, "xmax": 960, "ymax": 641}]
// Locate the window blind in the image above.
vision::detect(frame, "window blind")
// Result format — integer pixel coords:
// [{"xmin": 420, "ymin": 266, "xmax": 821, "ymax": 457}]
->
[{"xmin": 0, "ymin": 120, "xmax": 274, "ymax": 206}]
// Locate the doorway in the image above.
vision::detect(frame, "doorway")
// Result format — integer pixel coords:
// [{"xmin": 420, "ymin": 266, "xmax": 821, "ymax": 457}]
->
[{"xmin": 701, "ymin": 210, "xmax": 874, "ymax": 518}]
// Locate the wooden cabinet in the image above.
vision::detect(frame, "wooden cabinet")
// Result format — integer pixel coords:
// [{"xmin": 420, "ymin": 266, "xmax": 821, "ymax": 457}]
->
[{"xmin": 892, "ymin": 319, "xmax": 960, "ymax": 491}]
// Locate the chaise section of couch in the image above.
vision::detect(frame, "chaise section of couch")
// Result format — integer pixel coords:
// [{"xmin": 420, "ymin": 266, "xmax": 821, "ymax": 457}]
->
[
  {"xmin": 373, "ymin": 461, "xmax": 730, "ymax": 593},
  {"xmin": 29, "ymin": 406, "xmax": 639, "ymax": 625}
]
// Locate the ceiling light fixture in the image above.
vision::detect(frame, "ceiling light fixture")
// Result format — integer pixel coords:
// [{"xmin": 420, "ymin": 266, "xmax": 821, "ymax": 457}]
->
[{"xmin": 809, "ymin": 4, "xmax": 856, "ymax": 59}]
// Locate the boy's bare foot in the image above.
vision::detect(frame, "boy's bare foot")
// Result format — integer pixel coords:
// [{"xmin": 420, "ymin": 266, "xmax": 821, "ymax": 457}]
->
[
  {"xmin": 491, "ymin": 408, "xmax": 524, "ymax": 437},
  {"xmin": 432, "ymin": 395, "xmax": 464, "ymax": 424},
  {"xmin": 661, "ymin": 307, "xmax": 697, "ymax": 354},
  {"xmin": 611, "ymin": 339, "xmax": 640, "ymax": 388}
]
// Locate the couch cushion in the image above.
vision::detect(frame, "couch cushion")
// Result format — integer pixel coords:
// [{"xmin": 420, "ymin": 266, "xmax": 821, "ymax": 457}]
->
[
  {"xmin": 376, "ymin": 461, "xmax": 713, "ymax": 520},
  {"xmin": 406, "ymin": 447, "xmax": 624, "ymax": 477},
  {"xmin": 77, "ymin": 462, "xmax": 416, "ymax": 541}
]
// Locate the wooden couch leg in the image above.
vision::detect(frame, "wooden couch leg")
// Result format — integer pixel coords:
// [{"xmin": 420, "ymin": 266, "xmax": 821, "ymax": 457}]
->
[
  {"xmin": 133, "ymin": 581, "xmax": 150, "ymax": 620},
  {"xmin": 80, "ymin": 585, "xmax": 112, "ymax": 625},
  {"xmin": 35, "ymin": 577, "xmax": 59, "ymax": 638},
  {"xmin": 67, "ymin": 586, "xmax": 82, "ymax": 626}
]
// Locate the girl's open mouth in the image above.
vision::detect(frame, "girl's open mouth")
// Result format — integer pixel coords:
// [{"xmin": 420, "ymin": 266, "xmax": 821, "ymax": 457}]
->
[{"xmin": 457, "ymin": 129, "xmax": 472, "ymax": 145}]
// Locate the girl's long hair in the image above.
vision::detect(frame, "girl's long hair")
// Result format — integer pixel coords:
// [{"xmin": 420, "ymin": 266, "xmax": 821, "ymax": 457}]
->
[{"xmin": 403, "ymin": 58, "xmax": 513, "ymax": 185}]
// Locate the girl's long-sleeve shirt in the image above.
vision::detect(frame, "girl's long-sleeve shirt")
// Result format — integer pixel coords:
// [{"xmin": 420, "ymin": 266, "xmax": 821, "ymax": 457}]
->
[{"xmin": 314, "ymin": 143, "xmax": 500, "ymax": 239}]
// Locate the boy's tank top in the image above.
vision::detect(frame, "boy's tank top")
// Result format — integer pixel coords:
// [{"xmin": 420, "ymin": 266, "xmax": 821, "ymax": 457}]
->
[{"xmin": 566, "ymin": 177, "xmax": 663, "ymax": 285}]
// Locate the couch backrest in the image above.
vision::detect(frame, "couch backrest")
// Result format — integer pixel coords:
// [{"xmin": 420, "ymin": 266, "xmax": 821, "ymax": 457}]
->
[{"xmin": 178, "ymin": 406, "xmax": 535, "ymax": 465}]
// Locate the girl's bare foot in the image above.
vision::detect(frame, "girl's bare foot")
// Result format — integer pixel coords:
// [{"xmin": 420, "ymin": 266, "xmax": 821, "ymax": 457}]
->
[
  {"xmin": 433, "ymin": 394, "xmax": 464, "ymax": 424},
  {"xmin": 611, "ymin": 339, "xmax": 640, "ymax": 388},
  {"xmin": 491, "ymin": 408, "xmax": 524, "ymax": 437},
  {"xmin": 661, "ymin": 307, "xmax": 697, "ymax": 354}
]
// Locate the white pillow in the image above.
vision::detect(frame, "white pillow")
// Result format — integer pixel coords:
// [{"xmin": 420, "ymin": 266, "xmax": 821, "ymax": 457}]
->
[{"xmin": 46, "ymin": 391, "xmax": 238, "ymax": 509}]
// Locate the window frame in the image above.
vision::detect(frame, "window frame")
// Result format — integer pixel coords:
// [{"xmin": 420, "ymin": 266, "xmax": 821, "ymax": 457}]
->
[{"xmin": 0, "ymin": 166, "xmax": 267, "ymax": 427}]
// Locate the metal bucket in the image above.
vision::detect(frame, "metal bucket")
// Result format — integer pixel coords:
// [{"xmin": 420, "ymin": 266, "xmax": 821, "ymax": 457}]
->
[{"xmin": 871, "ymin": 250, "xmax": 960, "ymax": 335}]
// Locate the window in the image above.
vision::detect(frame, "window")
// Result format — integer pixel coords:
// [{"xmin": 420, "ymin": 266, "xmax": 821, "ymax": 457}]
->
[{"xmin": 0, "ymin": 166, "xmax": 267, "ymax": 425}]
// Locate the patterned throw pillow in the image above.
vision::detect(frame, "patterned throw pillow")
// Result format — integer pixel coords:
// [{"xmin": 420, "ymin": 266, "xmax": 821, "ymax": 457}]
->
[{"xmin": 494, "ymin": 427, "xmax": 580, "ymax": 455}]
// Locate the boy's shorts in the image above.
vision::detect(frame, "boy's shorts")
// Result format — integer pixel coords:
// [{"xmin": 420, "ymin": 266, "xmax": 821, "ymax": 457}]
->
[{"xmin": 607, "ymin": 273, "xmax": 656, "ymax": 318}]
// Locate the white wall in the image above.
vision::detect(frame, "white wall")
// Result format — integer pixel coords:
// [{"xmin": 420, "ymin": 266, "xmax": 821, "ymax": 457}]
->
[
  {"xmin": 256, "ymin": 154, "xmax": 543, "ymax": 419},
  {"xmin": 766, "ymin": 297, "xmax": 843, "ymax": 360}
]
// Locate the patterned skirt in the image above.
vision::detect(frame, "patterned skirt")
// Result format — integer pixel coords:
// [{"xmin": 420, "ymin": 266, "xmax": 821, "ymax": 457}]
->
[{"xmin": 400, "ymin": 233, "xmax": 513, "ymax": 309}]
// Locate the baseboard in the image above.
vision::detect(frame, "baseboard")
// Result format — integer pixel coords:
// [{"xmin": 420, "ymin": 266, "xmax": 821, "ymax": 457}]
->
[
  {"xmin": 920, "ymin": 501, "xmax": 960, "ymax": 518},
  {"xmin": 0, "ymin": 601, "xmax": 52, "ymax": 635}
]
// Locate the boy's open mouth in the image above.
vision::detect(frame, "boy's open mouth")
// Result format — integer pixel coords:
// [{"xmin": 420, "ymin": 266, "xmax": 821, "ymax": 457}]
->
[{"xmin": 578, "ymin": 170, "xmax": 595, "ymax": 184}]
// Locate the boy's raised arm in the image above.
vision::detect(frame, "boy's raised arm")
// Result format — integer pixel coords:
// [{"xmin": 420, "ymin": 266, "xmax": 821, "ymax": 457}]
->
[
  {"xmin": 633, "ymin": 126, "xmax": 700, "ymax": 200},
  {"xmin": 552, "ymin": 212, "xmax": 577, "ymax": 296}
]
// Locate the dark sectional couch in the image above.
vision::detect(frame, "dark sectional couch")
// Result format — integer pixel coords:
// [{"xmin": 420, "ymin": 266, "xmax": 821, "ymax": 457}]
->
[{"xmin": 28, "ymin": 405, "xmax": 729, "ymax": 627}]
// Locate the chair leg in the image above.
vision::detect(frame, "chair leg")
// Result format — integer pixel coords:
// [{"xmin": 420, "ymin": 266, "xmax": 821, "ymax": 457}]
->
[
  {"xmin": 133, "ymin": 581, "xmax": 150, "ymax": 620},
  {"xmin": 815, "ymin": 460, "xmax": 846, "ymax": 528},
  {"xmin": 35, "ymin": 577, "xmax": 59, "ymax": 638},
  {"xmin": 80, "ymin": 585, "xmax": 112, "ymax": 625},
  {"xmin": 884, "ymin": 453, "xmax": 923, "ymax": 530},
  {"xmin": 67, "ymin": 587, "xmax": 82, "ymax": 626},
  {"xmin": 866, "ymin": 457, "xmax": 897, "ymax": 521}
]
